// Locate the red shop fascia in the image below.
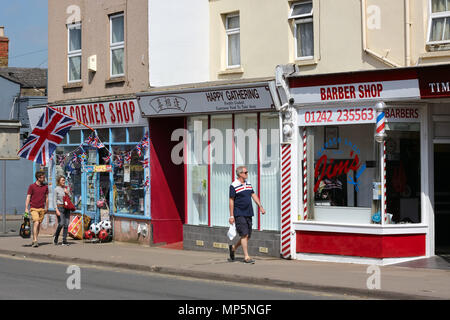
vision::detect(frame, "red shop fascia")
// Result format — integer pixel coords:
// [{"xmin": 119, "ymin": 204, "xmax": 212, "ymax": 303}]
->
[{"xmin": 281, "ymin": 63, "xmax": 450, "ymax": 265}]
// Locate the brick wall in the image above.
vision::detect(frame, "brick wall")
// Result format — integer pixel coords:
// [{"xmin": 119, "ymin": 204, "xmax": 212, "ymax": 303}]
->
[
  {"xmin": 183, "ymin": 224, "xmax": 281, "ymax": 258},
  {"xmin": 0, "ymin": 35, "xmax": 8, "ymax": 67}
]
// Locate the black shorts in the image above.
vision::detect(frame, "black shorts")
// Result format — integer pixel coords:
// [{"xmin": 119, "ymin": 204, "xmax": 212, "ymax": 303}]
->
[{"xmin": 235, "ymin": 216, "xmax": 252, "ymax": 238}]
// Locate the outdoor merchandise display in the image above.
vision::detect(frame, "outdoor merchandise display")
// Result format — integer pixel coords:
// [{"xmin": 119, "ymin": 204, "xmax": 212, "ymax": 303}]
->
[
  {"xmin": 68, "ymin": 214, "xmax": 91, "ymax": 240},
  {"xmin": 84, "ymin": 219, "xmax": 113, "ymax": 243}
]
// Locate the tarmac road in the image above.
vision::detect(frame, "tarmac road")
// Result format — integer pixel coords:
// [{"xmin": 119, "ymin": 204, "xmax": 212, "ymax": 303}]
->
[{"xmin": 0, "ymin": 255, "xmax": 366, "ymax": 300}]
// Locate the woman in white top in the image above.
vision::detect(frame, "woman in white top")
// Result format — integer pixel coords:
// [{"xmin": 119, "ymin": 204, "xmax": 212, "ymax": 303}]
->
[{"xmin": 53, "ymin": 176, "xmax": 71, "ymax": 245}]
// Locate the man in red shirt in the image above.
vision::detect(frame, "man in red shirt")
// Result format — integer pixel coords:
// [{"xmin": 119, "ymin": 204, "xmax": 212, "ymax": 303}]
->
[{"xmin": 25, "ymin": 171, "xmax": 49, "ymax": 247}]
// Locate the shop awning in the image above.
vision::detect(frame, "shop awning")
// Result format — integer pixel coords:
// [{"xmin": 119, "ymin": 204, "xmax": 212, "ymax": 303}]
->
[{"xmin": 137, "ymin": 78, "xmax": 280, "ymax": 117}]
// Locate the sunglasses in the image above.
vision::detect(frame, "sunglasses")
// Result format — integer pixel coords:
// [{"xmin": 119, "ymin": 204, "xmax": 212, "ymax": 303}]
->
[{"xmin": 241, "ymin": 171, "xmax": 248, "ymax": 174}]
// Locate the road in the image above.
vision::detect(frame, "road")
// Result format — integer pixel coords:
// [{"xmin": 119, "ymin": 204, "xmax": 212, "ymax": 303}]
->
[{"xmin": 0, "ymin": 255, "xmax": 365, "ymax": 300}]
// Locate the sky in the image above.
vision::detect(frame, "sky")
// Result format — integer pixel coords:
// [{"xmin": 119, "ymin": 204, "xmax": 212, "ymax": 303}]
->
[{"xmin": 0, "ymin": 0, "xmax": 48, "ymax": 68}]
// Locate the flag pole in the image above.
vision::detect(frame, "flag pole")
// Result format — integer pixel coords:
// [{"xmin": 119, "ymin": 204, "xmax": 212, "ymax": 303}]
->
[{"xmin": 47, "ymin": 105, "xmax": 95, "ymax": 132}]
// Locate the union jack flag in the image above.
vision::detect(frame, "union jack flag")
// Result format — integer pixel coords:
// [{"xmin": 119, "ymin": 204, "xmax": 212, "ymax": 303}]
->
[
  {"xmin": 140, "ymin": 132, "xmax": 149, "ymax": 149},
  {"xmin": 102, "ymin": 153, "xmax": 112, "ymax": 163},
  {"xmin": 140, "ymin": 158, "xmax": 149, "ymax": 168},
  {"xmin": 18, "ymin": 108, "xmax": 76, "ymax": 165},
  {"xmin": 136, "ymin": 143, "xmax": 142, "ymax": 157},
  {"xmin": 124, "ymin": 152, "xmax": 132, "ymax": 164},
  {"xmin": 114, "ymin": 155, "xmax": 124, "ymax": 168}
]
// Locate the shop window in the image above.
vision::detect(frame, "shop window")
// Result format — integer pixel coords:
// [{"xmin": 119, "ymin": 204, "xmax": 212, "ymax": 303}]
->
[
  {"xmin": 68, "ymin": 23, "xmax": 82, "ymax": 82},
  {"xmin": 260, "ymin": 113, "xmax": 281, "ymax": 231},
  {"xmin": 306, "ymin": 124, "xmax": 379, "ymax": 224},
  {"xmin": 225, "ymin": 13, "xmax": 240, "ymax": 68},
  {"xmin": 69, "ymin": 130, "xmax": 81, "ymax": 144},
  {"xmin": 112, "ymin": 145, "xmax": 145, "ymax": 215},
  {"xmin": 289, "ymin": 1, "xmax": 314, "ymax": 59},
  {"xmin": 111, "ymin": 127, "xmax": 126, "ymax": 142},
  {"xmin": 128, "ymin": 127, "xmax": 144, "ymax": 142},
  {"xmin": 235, "ymin": 113, "xmax": 259, "ymax": 226},
  {"xmin": 210, "ymin": 115, "xmax": 233, "ymax": 227},
  {"xmin": 385, "ymin": 122, "xmax": 421, "ymax": 223},
  {"xmin": 187, "ymin": 116, "xmax": 209, "ymax": 225},
  {"xmin": 96, "ymin": 128, "xmax": 109, "ymax": 143},
  {"xmin": 110, "ymin": 13, "xmax": 125, "ymax": 77},
  {"xmin": 427, "ymin": 0, "xmax": 450, "ymax": 45}
]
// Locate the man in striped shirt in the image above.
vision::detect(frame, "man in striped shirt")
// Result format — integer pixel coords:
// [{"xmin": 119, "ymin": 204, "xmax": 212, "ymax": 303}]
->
[{"xmin": 229, "ymin": 166, "xmax": 265, "ymax": 264}]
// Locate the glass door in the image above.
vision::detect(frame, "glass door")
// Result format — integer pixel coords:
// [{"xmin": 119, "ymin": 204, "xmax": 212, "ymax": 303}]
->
[
  {"xmin": 434, "ymin": 143, "xmax": 450, "ymax": 256},
  {"xmin": 84, "ymin": 148, "xmax": 99, "ymax": 222}
]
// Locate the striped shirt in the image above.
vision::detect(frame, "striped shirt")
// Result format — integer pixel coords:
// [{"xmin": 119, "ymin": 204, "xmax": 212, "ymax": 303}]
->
[{"xmin": 229, "ymin": 179, "xmax": 254, "ymax": 217}]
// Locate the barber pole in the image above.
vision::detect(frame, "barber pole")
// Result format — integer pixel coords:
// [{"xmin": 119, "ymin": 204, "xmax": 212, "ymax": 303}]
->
[
  {"xmin": 376, "ymin": 110, "xmax": 386, "ymax": 135},
  {"xmin": 281, "ymin": 143, "xmax": 292, "ymax": 259},
  {"xmin": 302, "ymin": 127, "xmax": 307, "ymax": 221},
  {"xmin": 383, "ymin": 141, "xmax": 387, "ymax": 221}
]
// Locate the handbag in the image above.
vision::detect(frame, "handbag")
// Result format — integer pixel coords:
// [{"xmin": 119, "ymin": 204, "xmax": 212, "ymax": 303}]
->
[{"xmin": 63, "ymin": 194, "xmax": 76, "ymax": 211}]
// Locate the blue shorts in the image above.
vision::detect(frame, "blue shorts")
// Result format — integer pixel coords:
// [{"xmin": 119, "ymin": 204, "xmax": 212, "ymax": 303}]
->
[{"xmin": 235, "ymin": 216, "xmax": 252, "ymax": 238}]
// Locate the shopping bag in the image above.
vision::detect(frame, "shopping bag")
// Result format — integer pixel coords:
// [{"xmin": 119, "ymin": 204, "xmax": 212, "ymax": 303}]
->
[
  {"xmin": 68, "ymin": 214, "xmax": 91, "ymax": 239},
  {"xmin": 63, "ymin": 195, "xmax": 76, "ymax": 211},
  {"xmin": 227, "ymin": 223, "xmax": 236, "ymax": 240},
  {"xmin": 19, "ymin": 215, "xmax": 31, "ymax": 239}
]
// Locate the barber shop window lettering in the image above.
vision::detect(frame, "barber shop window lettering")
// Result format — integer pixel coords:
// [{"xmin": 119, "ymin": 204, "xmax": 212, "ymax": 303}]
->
[
  {"xmin": 315, "ymin": 139, "xmax": 366, "ymax": 206},
  {"xmin": 304, "ymin": 124, "xmax": 378, "ymax": 224}
]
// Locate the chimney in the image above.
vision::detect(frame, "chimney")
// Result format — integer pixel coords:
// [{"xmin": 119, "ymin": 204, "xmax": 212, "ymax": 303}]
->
[{"xmin": 0, "ymin": 26, "xmax": 9, "ymax": 67}]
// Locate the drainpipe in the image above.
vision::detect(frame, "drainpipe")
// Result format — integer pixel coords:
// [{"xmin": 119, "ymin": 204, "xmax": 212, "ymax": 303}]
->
[
  {"xmin": 361, "ymin": 0, "xmax": 401, "ymax": 68},
  {"xmin": 404, "ymin": 0, "xmax": 411, "ymax": 67}
]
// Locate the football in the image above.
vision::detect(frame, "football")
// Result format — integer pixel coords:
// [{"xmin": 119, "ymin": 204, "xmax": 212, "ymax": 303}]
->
[
  {"xmin": 90, "ymin": 223, "xmax": 101, "ymax": 235},
  {"xmin": 98, "ymin": 229, "xmax": 109, "ymax": 242},
  {"xmin": 102, "ymin": 220, "xmax": 112, "ymax": 231}
]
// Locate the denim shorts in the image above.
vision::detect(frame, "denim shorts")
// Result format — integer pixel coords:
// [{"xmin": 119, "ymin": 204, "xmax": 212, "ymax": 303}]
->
[{"xmin": 235, "ymin": 216, "xmax": 252, "ymax": 238}]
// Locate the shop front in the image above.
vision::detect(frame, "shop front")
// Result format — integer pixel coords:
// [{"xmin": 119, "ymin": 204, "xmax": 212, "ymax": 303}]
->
[
  {"xmin": 27, "ymin": 97, "xmax": 152, "ymax": 244},
  {"xmin": 278, "ymin": 64, "xmax": 450, "ymax": 264},
  {"xmin": 138, "ymin": 80, "xmax": 283, "ymax": 256}
]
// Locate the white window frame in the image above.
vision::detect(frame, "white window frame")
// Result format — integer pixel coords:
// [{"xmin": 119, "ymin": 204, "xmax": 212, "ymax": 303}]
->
[
  {"xmin": 289, "ymin": 1, "xmax": 314, "ymax": 60},
  {"xmin": 427, "ymin": 0, "xmax": 450, "ymax": 45},
  {"xmin": 225, "ymin": 13, "xmax": 240, "ymax": 69},
  {"xmin": 67, "ymin": 23, "xmax": 82, "ymax": 83},
  {"xmin": 110, "ymin": 13, "xmax": 125, "ymax": 78}
]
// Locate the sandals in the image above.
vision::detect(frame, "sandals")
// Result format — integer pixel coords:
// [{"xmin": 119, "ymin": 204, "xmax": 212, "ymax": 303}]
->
[{"xmin": 244, "ymin": 258, "xmax": 255, "ymax": 264}]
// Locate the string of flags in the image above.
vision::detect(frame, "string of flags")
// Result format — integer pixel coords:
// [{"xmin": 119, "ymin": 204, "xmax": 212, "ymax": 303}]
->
[{"xmin": 52, "ymin": 131, "xmax": 150, "ymax": 189}]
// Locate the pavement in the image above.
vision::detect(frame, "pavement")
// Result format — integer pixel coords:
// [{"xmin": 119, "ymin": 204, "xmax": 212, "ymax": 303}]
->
[{"xmin": 0, "ymin": 234, "xmax": 449, "ymax": 300}]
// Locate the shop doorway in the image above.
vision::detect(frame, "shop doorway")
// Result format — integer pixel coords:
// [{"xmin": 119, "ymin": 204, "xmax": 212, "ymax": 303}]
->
[
  {"xmin": 149, "ymin": 117, "xmax": 185, "ymax": 245},
  {"xmin": 83, "ymin": 148, "xmax": 111, "ymax": 224},
  {"xmin": 434, "ymin": 144, "xmax": 450, "ymax": 256}
]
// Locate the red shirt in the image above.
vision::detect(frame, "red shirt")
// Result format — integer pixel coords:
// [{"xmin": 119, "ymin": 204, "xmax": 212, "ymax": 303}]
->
[{"xmin": 27, "ymin": 183, "xmax": 49, "ymax": 209}]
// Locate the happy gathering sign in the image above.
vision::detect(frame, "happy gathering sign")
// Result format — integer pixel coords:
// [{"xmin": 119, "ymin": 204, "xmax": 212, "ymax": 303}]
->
[{"xmin": 137, "ymin": 83, "xmax": 276, "ymax": 116}]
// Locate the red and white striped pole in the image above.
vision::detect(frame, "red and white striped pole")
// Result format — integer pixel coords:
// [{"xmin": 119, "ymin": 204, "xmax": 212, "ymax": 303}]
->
[
  {"xmin": 281, "ymin": 143, "xmax": 292, "ymax": 259},
  {"xmin": 302, "ymin": 127, "xmax": 308, "ymax": 221},
  {"xmin": 375, "ymin": 102, "xmax": 387, "ymax": 225}
]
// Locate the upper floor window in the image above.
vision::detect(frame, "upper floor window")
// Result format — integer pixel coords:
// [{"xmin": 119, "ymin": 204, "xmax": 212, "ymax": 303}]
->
[
  {"xmin": 226, "ymin": 14, "xmax": 240, "ymax": 68},
  {"xmin": 68, "ymin": 23, "xmax": 81, "ymax": 82},
  {"xmin": 110, "ymin": 13, "xmax": 125, "ymax": 77},
  {"xmin": 289, "ymin": 1, "xmax": 314, "ymax": 59},
  {"xmin": 428, "ymin": 0, "xmax": 450, "ymax": 44}
]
